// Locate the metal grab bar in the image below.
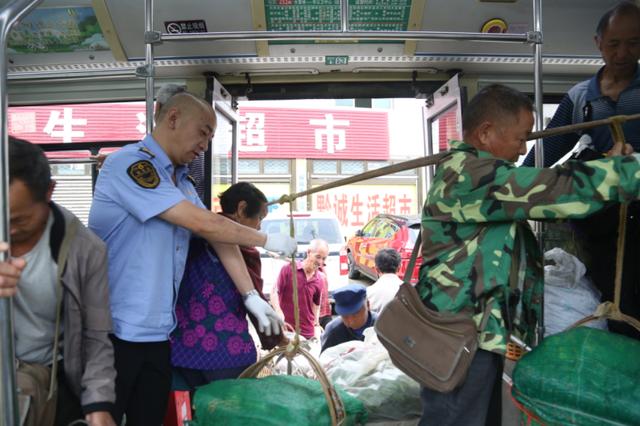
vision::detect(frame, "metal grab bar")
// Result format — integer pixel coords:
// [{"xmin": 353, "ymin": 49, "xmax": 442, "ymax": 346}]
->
[{"xmin": 0, "ymin": 2, "xmax": 47, "ymax": 424}]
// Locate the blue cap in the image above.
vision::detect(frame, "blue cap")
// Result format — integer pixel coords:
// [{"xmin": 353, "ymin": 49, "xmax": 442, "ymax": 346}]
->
[{"xmin": 333, "ymin": 283, "xmax": 367, "ymax": 316}]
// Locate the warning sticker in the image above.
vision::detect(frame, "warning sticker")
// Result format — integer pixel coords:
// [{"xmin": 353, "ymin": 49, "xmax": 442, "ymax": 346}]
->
[{"xmin": 164, "ymin": 20, "xmax": 207, "ymax": 34}]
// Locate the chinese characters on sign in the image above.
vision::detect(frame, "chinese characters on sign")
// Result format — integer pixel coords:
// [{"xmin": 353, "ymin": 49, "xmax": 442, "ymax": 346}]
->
[
  {"xmin": 309, "ymin": 113, "xmax": 349, "ymax": 154},
  {"xmin": 238, "ymin": 106, "xmax": 388, "ymax": 160},
  {"xmin": 8, "ymin": 103, "xmax": 389, "ymax": 161},
  {"xmin": 8, "ymin": 102, "xmax": 148, "ymax": 145},
  {"xmin": 238, "ymin": 112, "xmax": 267, "ymax": 152},
  {"xmin": 313, "ymin": 185, "xmax": 417, "ymax": 235},
  {"xmin": 42, "ymin": 108, "xmax": 87, "ymax": 143}
]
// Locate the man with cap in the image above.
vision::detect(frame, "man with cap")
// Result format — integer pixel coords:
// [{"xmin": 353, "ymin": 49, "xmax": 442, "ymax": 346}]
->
[{"xmin": 320, "ymin": 283, "xmax": 377, "ymax": 353}]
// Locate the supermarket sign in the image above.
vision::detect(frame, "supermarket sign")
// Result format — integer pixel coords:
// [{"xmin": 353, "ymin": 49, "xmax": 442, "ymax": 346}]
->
[{"xmin": 9, "ymin": 102, "xmax": 389, "ymax": 160}]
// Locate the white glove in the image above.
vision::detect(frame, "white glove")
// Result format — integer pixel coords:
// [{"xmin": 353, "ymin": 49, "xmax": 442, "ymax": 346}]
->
[
  {"xmin": 244, "ymin": 291, "xmax": 282, "ymax": 336},
  {"xmin": 263, "ymin": 232, "xmax": 297, "ymax": 257}
]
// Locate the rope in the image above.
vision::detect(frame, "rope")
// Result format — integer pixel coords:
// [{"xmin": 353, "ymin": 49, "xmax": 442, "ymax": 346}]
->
[
  {"xmin": 251, "ymin": 112, "xmax": 640, "ymax": 423},
  {"xmin": 288, "ymin": 200, "xmax": 301, "ymax": 349},
  {"xmin": 567, "ymin": 117, "xmax": 640, "ymax": 333},
  {"xmin": 269, "ymin": 113, "xmax": 640, "ymax": 206},
  {"xmin": 241, "ymin": 199, "xmax": 346, "ymax": 425},
  {"xmin": 609, "ymin": 118, "xmax": 627, "ymax": 310}
]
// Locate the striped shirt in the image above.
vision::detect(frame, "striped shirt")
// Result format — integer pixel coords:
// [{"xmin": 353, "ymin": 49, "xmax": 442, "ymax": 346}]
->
[{"xmin": 523, "ymin": 65, "xmax": 640, "ymax": 167}]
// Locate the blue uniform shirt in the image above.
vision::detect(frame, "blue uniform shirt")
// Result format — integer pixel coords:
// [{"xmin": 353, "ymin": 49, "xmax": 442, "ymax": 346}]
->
[{"xmin": 89, "ymin": 135, "xmax": 205, "ymax": 342}]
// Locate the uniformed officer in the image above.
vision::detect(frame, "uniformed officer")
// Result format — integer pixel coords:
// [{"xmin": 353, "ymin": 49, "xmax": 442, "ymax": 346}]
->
[{"xmin": 89, "ymin": 92, "xmax": 295, "ymax": 425}]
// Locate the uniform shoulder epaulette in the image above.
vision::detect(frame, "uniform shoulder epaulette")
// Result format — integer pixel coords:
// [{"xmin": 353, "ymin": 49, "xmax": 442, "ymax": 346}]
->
[{"xmin": 138, "ymin": 147, "xmax": 156, "ymax": 159}]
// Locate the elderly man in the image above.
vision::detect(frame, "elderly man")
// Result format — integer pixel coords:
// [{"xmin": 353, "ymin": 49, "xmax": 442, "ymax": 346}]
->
[
  {"xmin": 272, "ymin": 239, "xmax": 329, "ymax": 339},
  {"xmin": 89, "ymin": 92, "xmax": 296, "ymax": 424},
  {"xmin": 523, "ymin": 1, "xmax": 640, "ymax": 165},
  {"xmin": 417, "ymin": 84, "xmax": 640, "ymax": 426},
  {"xmin": 523, "ymin": 1, "xmax": 640, "ymax": 340},
  {"xmin": 367, "ymin": 248, "xmax": 403, "ymax": 313},
  {"xmin": 8, "ymin": 137, "xmax": 116, "ymax": 426},
  {"xmin": 321, "ymin": 283, "xmax": 377, "ymax": 353}
]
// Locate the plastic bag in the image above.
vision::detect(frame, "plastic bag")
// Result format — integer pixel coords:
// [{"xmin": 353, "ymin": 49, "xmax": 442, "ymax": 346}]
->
[
  {"xmin": 544, "ymin": 247, "xmax": 586, "ymax": 289},
  {"xmin": 543, "ymin": 248, "xmax": 607, "ymax": 336},
  {"xmin": 319, "ymin": 329, "xmax": 422, "ymax": 422}
]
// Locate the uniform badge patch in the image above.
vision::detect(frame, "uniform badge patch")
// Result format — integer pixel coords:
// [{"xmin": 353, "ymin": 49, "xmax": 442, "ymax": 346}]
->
[{"xmin": 127, "ymin": 160, "xmax": 160, "ymax": 189}]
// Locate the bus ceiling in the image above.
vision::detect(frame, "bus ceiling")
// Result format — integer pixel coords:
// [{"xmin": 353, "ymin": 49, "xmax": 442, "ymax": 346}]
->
[{"xmin": 4, "ymin": 0, "xmax": 612, "ymax": 102}]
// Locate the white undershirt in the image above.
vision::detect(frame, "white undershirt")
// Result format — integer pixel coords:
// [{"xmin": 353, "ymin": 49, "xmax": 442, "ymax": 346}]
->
[{"xmin": 14, "ymin": 212, "xmax": 60, "ymax": 365}]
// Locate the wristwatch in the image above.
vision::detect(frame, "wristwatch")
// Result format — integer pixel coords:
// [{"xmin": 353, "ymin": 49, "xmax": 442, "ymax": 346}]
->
[{"xmin": 242, "ymin": 289, "xmax": 259, "ymax": 302}]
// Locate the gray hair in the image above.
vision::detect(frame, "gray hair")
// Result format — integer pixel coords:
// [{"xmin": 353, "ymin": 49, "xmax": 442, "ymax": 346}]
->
[
  {"xmin": 154, "ymin": 84, "xmax": 187, "ymax": 120},
  {"xmin": 308, "ymin": 239, "xmax": 329, "ymax": 253},
  {"xmin": 156, "ymin": 83, "xmax": 187, "ymax": 105}
]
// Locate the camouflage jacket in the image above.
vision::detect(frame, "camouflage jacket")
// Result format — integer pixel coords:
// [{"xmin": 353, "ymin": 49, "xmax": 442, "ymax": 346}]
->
[{"xmin": 417, "ymin": 139, "xmax": 640, "ymax": 353}]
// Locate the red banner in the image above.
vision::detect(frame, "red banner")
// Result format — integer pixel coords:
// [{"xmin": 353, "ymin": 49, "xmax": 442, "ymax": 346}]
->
[
  {"xmin": 9, "ymin": 103, "xmax": 390, "ymax": 160},
  {"xmin": 238, "ymin": 106, "xmax": 389, "ymax": 160},
  {"xmin": 9, "ymin": 102, "xmax": 147, "ymax": 144}
]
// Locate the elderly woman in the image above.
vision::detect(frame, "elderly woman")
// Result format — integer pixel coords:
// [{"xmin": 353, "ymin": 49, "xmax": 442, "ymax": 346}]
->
[{"xmin": 170, "ymin": 182, "xmax": 284, "ymax": 391}]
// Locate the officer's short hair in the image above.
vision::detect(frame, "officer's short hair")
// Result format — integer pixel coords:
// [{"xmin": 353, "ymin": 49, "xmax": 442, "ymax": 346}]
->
[
  {"xmin": 9, "ymin": 136, "xmax": 51, "ymax": 202},
  {"xmin": 219, "ymin": 182, "xmax": 267, "ymax": 219},
  {"xmin": 156, "ymin": 92, "xmax": 214, "ymax": 124},
  {"xmin": 375, "ymin": 248, "xmax": 401, "ymax": 274},
  {"xmin": 596, "ymin": 1, "xmax": 640, "ymax": 39},
  {"xmin": 462, "ymin": 84, "xmax": 534, "ymax": 136}
]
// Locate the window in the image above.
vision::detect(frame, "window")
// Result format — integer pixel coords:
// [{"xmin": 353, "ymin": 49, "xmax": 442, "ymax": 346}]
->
[
  {"xmin": 341, "ymin": 160, "xmax": 365, "ymax": 174},
  {"xmin": 264, "ymin": 159, "xmax": 289, "ymax": 174},
  {"xmin": 374, "ymin": 220, "xmax": 397, "ymax": 239},
  {"xmin": 313, "ymin": 160, "xmax": 338, "ymax": 174},
  {"xmin": 372, "ymin": 98, "xmax": 392, "ymax": 109},
  {"xmin": 260, "ymin": 217, "xmax": 343, "ymax": 244},
  {"xmin": 362, "ymin": 219, "xmax": 378, "ymax": 237},
  {"xmin": 367, "ymin": 161, "xmax": 389, "ymax": 170},
  {"xmin": 335, "ymin": 99, "xmax": 354, "ymax": 107},
  {"xmin": 238, "ymin": 159, "xmax": 260, "ymax": 174}
]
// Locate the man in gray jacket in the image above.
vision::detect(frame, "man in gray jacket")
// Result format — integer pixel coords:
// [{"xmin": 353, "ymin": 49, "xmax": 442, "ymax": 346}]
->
[{"xmin": 7, "ymin": 137, "xmax": 116, "ymax": 425}]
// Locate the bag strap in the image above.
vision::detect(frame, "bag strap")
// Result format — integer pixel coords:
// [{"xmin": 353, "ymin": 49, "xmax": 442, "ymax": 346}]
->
[
  {"xmin": 403, "ymin": 230, "xmax": 422, "ymax": 284},
  {"xmin": 407, "ymin": 229, "xmax": 492, "ymax": 333},
  {"xmin": 48, "ymin": 217, "xmax": 78, "ymax": 399}
]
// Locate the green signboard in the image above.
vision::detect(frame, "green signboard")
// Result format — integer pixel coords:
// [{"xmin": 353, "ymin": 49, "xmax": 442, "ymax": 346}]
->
[{"xmin": 264, "ymin": 0, "xmax": 412, "ymax": 44}]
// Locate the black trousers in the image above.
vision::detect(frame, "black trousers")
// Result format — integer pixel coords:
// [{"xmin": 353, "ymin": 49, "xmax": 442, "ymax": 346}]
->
[
  {"xmin": 54, "ymin": 362, "xmax": 84, "ymax": 426},
  {"xmin": 110, "ymin": 335, "xmax": 172, "ymax": 426},
  {"xmin": 419, "ymin": 349, "xmax": 500, "ymax": 426}
]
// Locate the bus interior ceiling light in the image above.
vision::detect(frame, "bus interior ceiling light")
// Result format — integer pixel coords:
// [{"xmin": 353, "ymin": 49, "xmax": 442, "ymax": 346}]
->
[
  {"xmin": 352, "ymin": 67, "xmax": 440, "ymax": 74},
  {"xmin": 231, "ymin": 68, "xmax": 320, "ymax": 77}
]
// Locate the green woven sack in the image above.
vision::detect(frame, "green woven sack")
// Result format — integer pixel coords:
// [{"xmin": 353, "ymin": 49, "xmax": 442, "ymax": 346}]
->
[
  {"xmin": 512, "ymin": 327, "xmax": 640, "ymax": 425},
  {"xmin": 190, "ymin": 375, "xmax": 368, "ymax": 425}
]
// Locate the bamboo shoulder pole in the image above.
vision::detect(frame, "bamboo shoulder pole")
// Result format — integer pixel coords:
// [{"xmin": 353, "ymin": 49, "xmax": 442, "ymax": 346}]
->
[{"xmin": 270, "ymin": 113, "xmax": 640, "ymax": 206}]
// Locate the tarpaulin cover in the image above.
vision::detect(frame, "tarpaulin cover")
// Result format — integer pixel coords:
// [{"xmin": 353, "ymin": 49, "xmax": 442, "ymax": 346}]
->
[
  {"xmin": 191, "ymin": 375, "xmax": 368, "ymax": 425},
  {"xmin": 512, "ymin": 327, "xmax": 640, "ymax": 425}
]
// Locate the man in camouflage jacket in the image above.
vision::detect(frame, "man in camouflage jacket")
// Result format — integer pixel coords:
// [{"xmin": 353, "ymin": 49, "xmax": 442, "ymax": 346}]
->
[{"xmin": 417, "ymin": 84, "xmax": 639, "ymax": 426}]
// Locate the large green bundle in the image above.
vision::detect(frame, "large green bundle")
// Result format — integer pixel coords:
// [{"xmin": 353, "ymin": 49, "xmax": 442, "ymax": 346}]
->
[
  {"xmin": 191, "ymin": 375, "xmax": 368, "ymax": 426},
  {"xmin": 512, "ymin": 327, "xmax": 640, "ymax": 425}
]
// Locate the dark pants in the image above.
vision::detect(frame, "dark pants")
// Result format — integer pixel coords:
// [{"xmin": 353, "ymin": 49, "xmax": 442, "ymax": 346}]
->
[
  {"xmin": 110, "ymin": 336, "xmax": 172, "ymax": 426},
  {"xmin": 419, "ymin": 349, "xmax": 500, "ymax": 426},
  {"xmin": 54, "ymin": 362, "xmax": 84, "ymax": 426}
]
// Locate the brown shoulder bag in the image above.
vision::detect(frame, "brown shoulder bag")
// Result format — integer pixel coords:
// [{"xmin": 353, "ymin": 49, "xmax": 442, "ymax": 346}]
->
[{"xmin": 374, "ymin": 232, "xmax": 481, "ymax": 393}]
